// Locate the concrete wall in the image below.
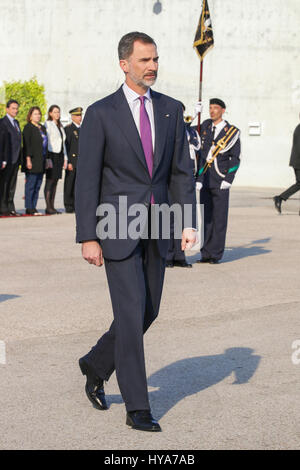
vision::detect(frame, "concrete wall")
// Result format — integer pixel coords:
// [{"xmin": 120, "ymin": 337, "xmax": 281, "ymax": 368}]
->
[{"xmin": 1, "ymin": 0, "xmax": 300, "ymax": 188}]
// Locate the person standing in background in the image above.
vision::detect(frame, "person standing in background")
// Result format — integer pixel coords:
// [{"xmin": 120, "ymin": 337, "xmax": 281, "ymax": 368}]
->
[
  {"xmin": 0, "ymin": 122, "xmax": 8, "ymax": 171},
  {"xmin": 22, "ymin": 107, "xmax": 50, "ymax": 215},
  {"xmin": 273, "ymin": 117, "xmax": 300, "ymax": 214},
  {"xmin": 166, "ymin": 104, "xmax": 199, "ymax": 268},
  {"xmin": 196, "ymin": 98, "xmax": 241, "ymax": 264},
  {"xmin": 64, "ymin": 107, "xmax": 83, "ymax": 213},
  {"xmin": 44, "ymin": 105, "xmax": 67, "ymax": 215},
  {"xmin": 0, "ymin": 100, "xmax": 22, "ymax": 216}
]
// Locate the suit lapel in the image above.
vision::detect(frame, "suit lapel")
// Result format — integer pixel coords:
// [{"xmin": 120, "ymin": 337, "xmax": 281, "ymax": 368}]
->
[
  {"xmin": 112, "ymin": 87, "xmax": 148, "ymax": 172},
  {"xmin": 151, "ymin": 91, "xmax": 170, "ymax": 172},
  {"xmin": 4, "ymin": 115, "xmax": 19, "ymax": 134}
]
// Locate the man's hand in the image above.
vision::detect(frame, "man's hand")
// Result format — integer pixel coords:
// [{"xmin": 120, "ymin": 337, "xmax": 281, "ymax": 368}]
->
[
  {"xmin": 82, "ymin": 240, "xmax": 103, "ymax": 267},
  {"xmin": 67, "ymin": 163, "xmax": 73, "ymax": 171},
  {"xmin": 181, "ymin": 228, "xmax": 197, "ymax": 251},
  {"xmin": 1, "ymin": 161, "xmax": 6, "ymax": 170}
]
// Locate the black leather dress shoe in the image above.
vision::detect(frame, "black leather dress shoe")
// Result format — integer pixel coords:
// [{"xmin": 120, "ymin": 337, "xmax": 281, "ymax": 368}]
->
[
  {"xmin": 209, "ymin": 258, "xmax": 219, "ymax": 264},
  {"xmin": 79, "ymin": 358, "xmax": 108, "ymax": 410},
  {"xmin": 273, "ymin": 196, "xmax": 282, "ymax": 214},
  {"xmin": 173, "ymin": 260, "xmax": 193, "ymax": 268},
  {"xmin": 126, "ymin": 410, "xmax": 161, "ymax": 432},
  {"xmin": 166, "ymin": 261, "xmax": 174, "ymax": 268},
  {"xmin": 196, "ymin": 257, "xmax": 210, "ymax": 263},
  {"xmin": 10, "ymin": 211, "xmax": 21, "ymax": 216}
]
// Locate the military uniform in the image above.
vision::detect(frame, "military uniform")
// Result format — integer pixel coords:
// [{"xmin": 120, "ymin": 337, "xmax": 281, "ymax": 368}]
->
[
  {"xmin": 196, "ymin": 115, "xmax": 241, "ymax": 262},
  {"xmin": 64, "ymin": 107, "xmax": 82, "ymax": 213}
]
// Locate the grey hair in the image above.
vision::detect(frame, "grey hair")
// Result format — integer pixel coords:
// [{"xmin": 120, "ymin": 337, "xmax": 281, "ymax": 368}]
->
[{"xmin": 118, "ymin": 32, "xmax": 156, "ymax": 60}]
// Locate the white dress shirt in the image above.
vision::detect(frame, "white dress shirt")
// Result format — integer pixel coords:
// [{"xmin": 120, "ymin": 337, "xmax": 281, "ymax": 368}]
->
[
  {"xmin": 206, "ymin": 119, "xmax": 227, "ymax": 162},
  {"xmin": 212, "ymin": 119, "xmax": 226, "ymax": 140},
  {"xmin": 122, "ymin": 82, "xmax": 155, "ymax": 149}
]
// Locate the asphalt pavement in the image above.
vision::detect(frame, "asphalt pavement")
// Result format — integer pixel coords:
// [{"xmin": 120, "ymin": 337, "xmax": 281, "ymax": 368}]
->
[{"xmin": 1, "ymin": 175, "xmax": 300, "ymax": 450}]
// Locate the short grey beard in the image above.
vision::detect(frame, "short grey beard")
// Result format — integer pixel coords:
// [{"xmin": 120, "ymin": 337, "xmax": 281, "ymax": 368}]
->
[{"xmin": 129, "ymin": 72, "xmax": 157, "ymax": 89}]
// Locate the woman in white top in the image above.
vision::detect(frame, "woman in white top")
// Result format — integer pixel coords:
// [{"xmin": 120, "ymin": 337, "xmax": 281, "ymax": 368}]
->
[{"xmin": 44, "ymin": 105, "xmax": 67, "ymax": 214}]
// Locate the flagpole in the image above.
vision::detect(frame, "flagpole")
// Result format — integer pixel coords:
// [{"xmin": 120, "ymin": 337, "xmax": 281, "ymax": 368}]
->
[{"xmin": 197, "ymin": 58, "xmax": 203, "ymax": 134}]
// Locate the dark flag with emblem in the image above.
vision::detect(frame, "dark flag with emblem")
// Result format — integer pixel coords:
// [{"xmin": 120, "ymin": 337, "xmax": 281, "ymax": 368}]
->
[{"xmin": 193, "ymin": 0, "xmax": 214, "ymax": 60}]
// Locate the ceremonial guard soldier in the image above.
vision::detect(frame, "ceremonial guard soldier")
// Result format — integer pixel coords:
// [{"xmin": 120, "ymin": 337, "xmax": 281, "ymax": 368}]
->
[
  {"xmin": 64, "ymin": 107, "xmax": 83, "ymax": 213},
  {"xmin": 196, "ymin": 98, "xmax": 241, "ymax": 264}
]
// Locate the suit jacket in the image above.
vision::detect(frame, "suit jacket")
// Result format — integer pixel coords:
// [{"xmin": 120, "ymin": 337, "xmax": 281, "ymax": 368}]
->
[
  {"xmin": 289, "ymin": 123, "xmax": 300, "ymax": 169},
  {"xmin": 75, "ymin": 86, "xmax": 196, "ymax": 260},
  {"xmin": 196, "ymin": 119, "xmax": 241, "ymax": 189},
  {"xmin": 0, "ymin": 115, "xmax": 22, "ymax": 164},
  {"xmin": 22, "ymin": 122, "xmax": 48, "ymax": 174},
  {"xmin": 64, "ymin": 122, "xmax": 80, "ymax": 169},
  {"xmin": 0, "ymin": 123, "xmax": 9, "ymax": 166},
  {"xmin": 45, "ymin": 120, "xmax": 67, "ymax": 157}
]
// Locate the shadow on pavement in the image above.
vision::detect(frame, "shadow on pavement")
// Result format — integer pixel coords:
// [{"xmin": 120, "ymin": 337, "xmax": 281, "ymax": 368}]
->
[
  {"xmin": 0, "ymin": 294, "xmax": 20, "ymax": 303},
  {"xmin": 148, "ymin": 347, "xmax": 261, "ymax": 420},
  {"xmin": 187, "ymin": 238, "xmax": 272, "ymax": 264},
  {"xmin": 106, "ymin": 347, "xmax": 261, "ymax": 419},
  {"xmin": 222, "ymin": 238, "xmax": 272, "ymax": 263}
]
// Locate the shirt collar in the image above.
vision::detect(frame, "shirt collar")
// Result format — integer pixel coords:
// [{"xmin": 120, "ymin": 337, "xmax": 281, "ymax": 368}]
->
[
  {"xmin": 6, "ymin": 114, "xmax": 15, "ymax": 126},
  {"xmin": 72, "ymin": 121, "xmax": 81, "ymax": 128},
  {"xmin": 122, "ymin": 82, "xmax": 152, "ymax": 104},
  {"xmin": 212, "ymin": 119, "xmax": 226, "ymax": 131}
]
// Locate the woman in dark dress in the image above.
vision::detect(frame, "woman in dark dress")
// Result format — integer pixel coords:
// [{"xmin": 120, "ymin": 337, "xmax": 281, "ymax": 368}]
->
[
  {"xmin": 22, "ymin": 107, "xmax": 50, "ymax": 215},
  {"xmin": 44, "ymin": 105, "xmax": 67, "ymax": 214}
]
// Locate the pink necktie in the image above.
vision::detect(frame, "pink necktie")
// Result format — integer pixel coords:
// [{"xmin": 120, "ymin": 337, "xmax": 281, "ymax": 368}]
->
[{"xmin": 139, "ymin": 96, "xmax": 154, "ymax": 204}]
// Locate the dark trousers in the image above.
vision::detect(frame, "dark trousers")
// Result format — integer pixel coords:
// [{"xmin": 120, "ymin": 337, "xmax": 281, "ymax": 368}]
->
[
  {"xmin": 200, "ymin": 186, "xmax": 230, "ymax": 261},
  {"xmin": 280, "ymin": 168, "xmax": 300, "ymax": 201},
  {"xmin": 166, "ymin": 212, "xmax": 185, "ymax": 262},
  {"xmin": 82, "ymin": 238, "xmax": 166, "ymax": 412},
  {"xmin": 25, "ymin": 173, "xmax": 43, "ymax": 209},
  {"xmin": 64, "ymin": 169, "xmax": 76, "ymax": 210},
  {"xmin": 0, "ymin": 160, "xmax": 19, "ymax": 214}
]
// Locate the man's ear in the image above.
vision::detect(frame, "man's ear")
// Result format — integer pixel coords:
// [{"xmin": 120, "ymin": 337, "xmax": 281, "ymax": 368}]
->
[{"xmin": 119, "ymin": 59, "xmax": 129, "ymax": 73}]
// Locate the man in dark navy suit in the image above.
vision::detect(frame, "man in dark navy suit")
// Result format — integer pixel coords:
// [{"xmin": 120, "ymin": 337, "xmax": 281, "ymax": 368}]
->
[
  {"xmin": 0, "ymin": 123, "xmax": 8, "ymax": 171},
  {"xmin": 196, "ymin": 98, "xmax": 241, "ymax": 264},
  {"xmin": 0, "ymin": 100, "xmax": 22, "ymax": 216},
  {"xmin": 75, "ymin": 32, "xmax": 196, "ymax": 432}
]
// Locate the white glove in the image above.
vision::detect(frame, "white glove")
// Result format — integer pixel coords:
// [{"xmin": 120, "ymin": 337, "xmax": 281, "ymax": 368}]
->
[
  {"xmin": 220, "ymin": 181, "xmax": 231, "ymax": 190},
  {"xmin": 196, "ymin": 182, "xmax": 203, "ymax": 191},
  {"xmin": 194, "ymin": 101, "xmax": 203, "ymax": 115},
  {"xmin": 206, "ymin": 148, "xmax": 214, "ymax": 162}
]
